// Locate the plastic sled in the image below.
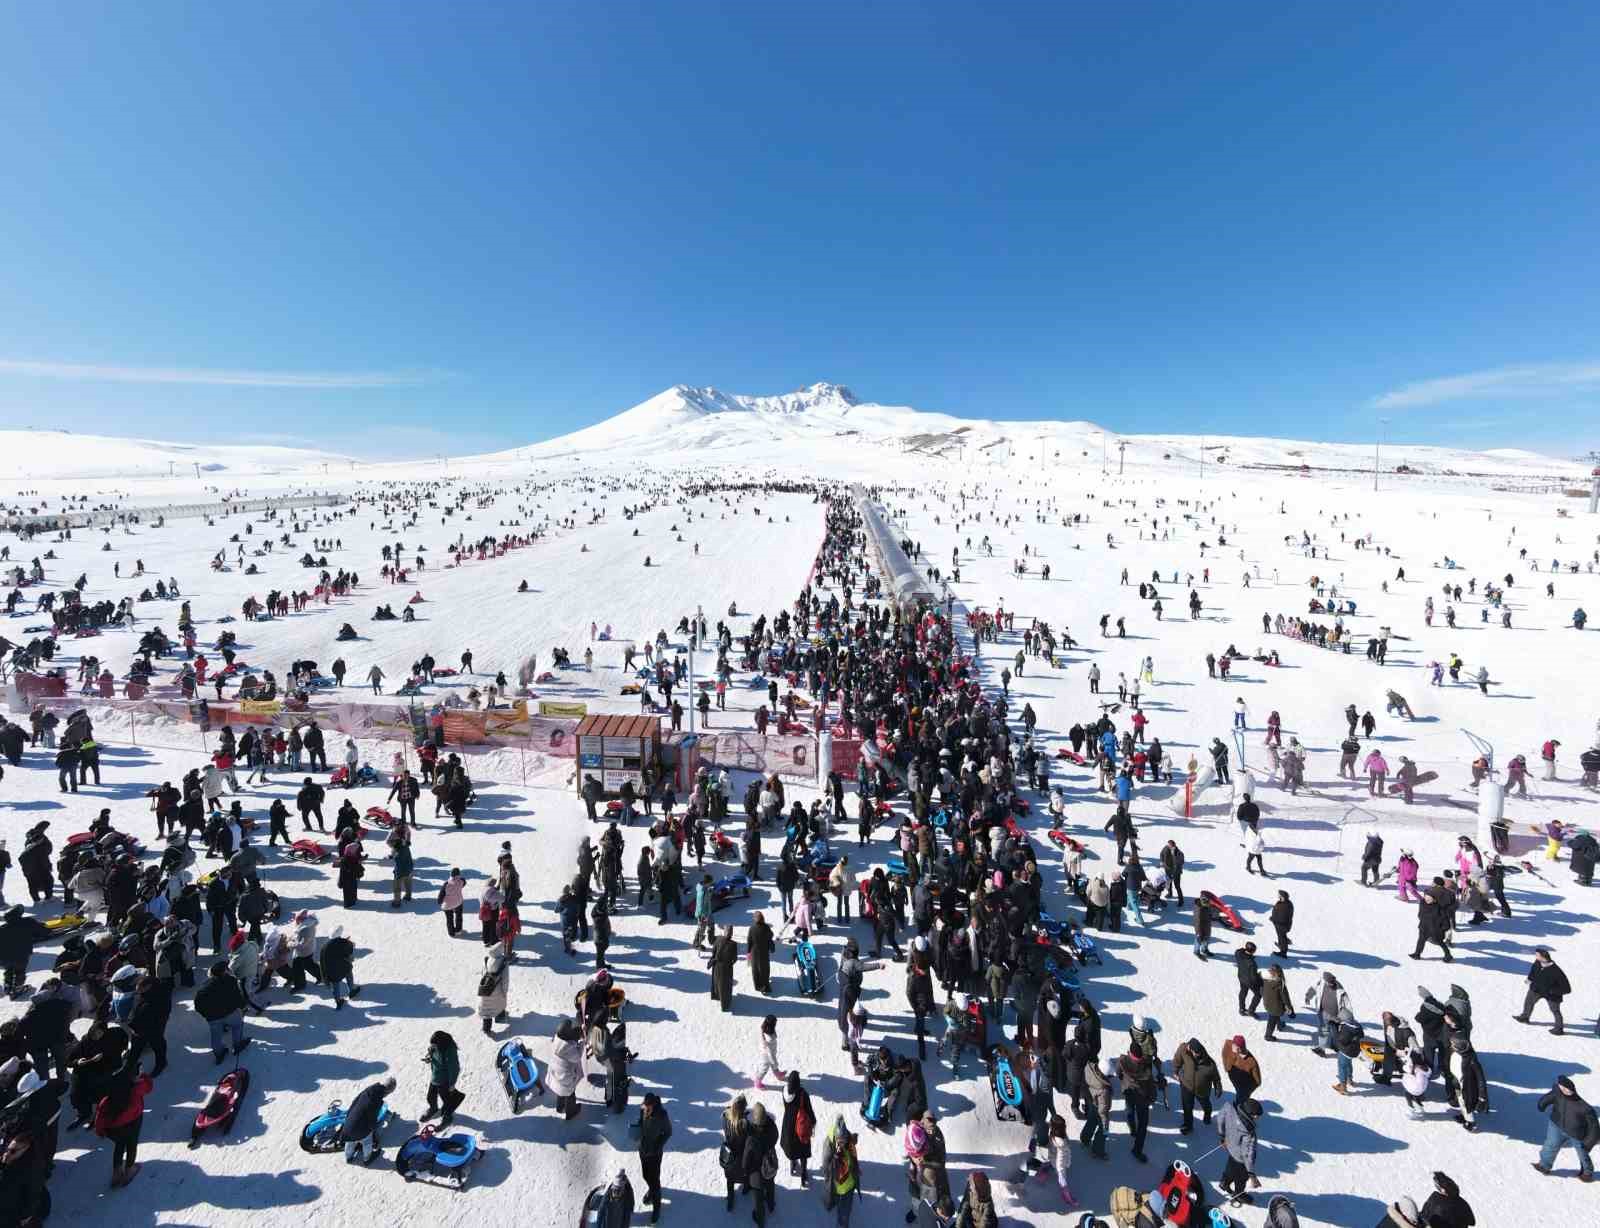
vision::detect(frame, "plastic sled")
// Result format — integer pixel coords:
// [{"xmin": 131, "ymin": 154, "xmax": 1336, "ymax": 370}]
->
[
  {"xmin": 1055, "ymin": 749, "xmax": 1087, "ymax": 764},
  {"xmin": 931, "ymin": 808, "xmax": 949, "ymax": 830},
  {"xmin": 352, "ymin": 766, "xmax": 380, "ymax": 786},
  {"xmin": 288, "ymin": 839, "xmax": 329, "ymax": 863},
  {"xmin": 365, "ymin": 807, "xmax": 398, "ymax": 828},
  {"xmin": 329, "ymin": 766, "xmax": 350, "ymax": 787},
  {"xmin": 711, "ymin": 873, "xmax": 752, "ymax": 908},
  {"xmin": 299, "ymin": 1101, "xmax": 395, "ymax": 1153},
  {"xmin": 1208, "ymin": 1212, "xmax": 1235, "ymax": 1228},
  {"xmin": 1003, "ymin": 815, "xmax": 1026, "ymax": 842},
  {"xmin": 396, "ymin": 1125, "xmax": 482, "ymax": 1186},
  {"xmin": 886, "ymin": 854, "xmax": 908, "ymax": 879},
  {"xmin": 190, "ymin": 1067, "xmax": 250, "ymax": 1146},
  {"xmin": 1359, "ymin": 1040, "xmax": 1386, "ymax": 1065},
  {"xmin": 1068, "ymin": 929, "xmax": 1103, "ymax": 965},
  {"xmin": 987, "ymin": 1045, "xmax": 1028, "ymax": 1124},
  {"xmin": 44, "ymin": 914, "xmax": 91, "ymax": 936},
  {"xmin": 1157, "ymin": 1158, "xmax": 1206, "ymax": 1225},
  {"xmin": 710, "ymin": 830, "xmax": 736, "ymax": 859},
  {"xmin": 1046, "ymin": 830, "xmax": 1089, "ymax": 857},
  {"xmin": 794, "ymin": 939, "xmax": 821, "ymax": 997},
  {"xmin": 1043, "ymin": 956, "xmax": 1079, "ymax": 994},
  {"xmin": 1199, "ymin": 890, "xmax": 1246, "ymax": 932},
  {"xmin": 496, "ymin": 1039, "xmax": 544, "ymax": 1113},
  {"xmin": 1036, "ymin": 910, "xmax": 1067, "ymax": 941},
  {"xmin": 863, "ymin": 1080, "xmax": 888, "ymax": 1127}
]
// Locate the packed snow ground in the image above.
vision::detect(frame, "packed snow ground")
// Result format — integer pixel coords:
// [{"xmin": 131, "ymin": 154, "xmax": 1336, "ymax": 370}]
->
[{"xmin": 3, "ymin": 426, "xmax": 1599, "ymax": 1228}]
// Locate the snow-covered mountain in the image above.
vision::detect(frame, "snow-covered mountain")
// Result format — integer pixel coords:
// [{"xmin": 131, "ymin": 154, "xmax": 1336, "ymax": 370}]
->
[{"xmin": 500, "ymin": 382, "xmax": 1587, "ymax": 485}]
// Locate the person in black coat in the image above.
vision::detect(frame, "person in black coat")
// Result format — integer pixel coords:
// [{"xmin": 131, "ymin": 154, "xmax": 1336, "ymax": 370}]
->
[
  {"xmin": 126, "ymin": 975, "xmax": 173, "ymax": 1076},
  {"xmin": 339, "ymin": 1076, "xmax": 396, "ymax": 1163},
  {"xmin": 18, "ymin": 828, "xmax": 53, "ymax": 903},
  {"xmin": 320, "ymin": 927, "xmax": 358, "ymax": 1006},
  {"xmin": 0, "ymin": 906, "xmax": 50, "ymax": 997},
  {"xmin": 741, "ymin": 1101, "xmax": 779, "ymax": 1222},
  {"xmin": 205, "ymin": 873, "xmax": 237, "ymax": 954},
  {"xmin": 1515, "ymin": 947, "xmax": 1572, "ymax": 1034},
  {"xmin": 778, "ymin": 1071, "xmax": 815, "ymax": 1183},
  {"xmin": 710, "ymin": 926, "xmax": 737, "ymax": 1012},
  {"xmin": 1235, "ymin": 942, "xmax": 1263, "ymax": 1016},
  {"xmin": 20, "ymin": 979, "xmax": 75, "ymax": 1080},
  {"xmin": 592, "ymin": 899, "xmax": 611, "ymax": 971},
  {"xmin": 747, "ymin": 914, "xmax": 774, "ymax": 994},
  {"xmin": 1409, "ymin": 886, "xmax": 1453, "ymax": 962},
  {"xmin": 1418, "ymin": 1170, "xmax": 1475, "ymax": 1227},
  {"xmin": 1269, "ymin": 890, "xmax": 1294, "ymax": 957}
]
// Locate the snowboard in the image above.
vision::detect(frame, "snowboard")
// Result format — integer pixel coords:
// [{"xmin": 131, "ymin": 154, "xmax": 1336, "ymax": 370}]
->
[{"xmin": 1386, "ymin": 770, "xmax": 1438, "ymax": 794}]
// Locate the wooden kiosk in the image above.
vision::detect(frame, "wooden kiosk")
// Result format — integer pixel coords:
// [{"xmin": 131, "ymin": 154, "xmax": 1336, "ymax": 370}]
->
[{"xmin": 575, "ymin": 713, "xmax": 662, "ymax": 798}]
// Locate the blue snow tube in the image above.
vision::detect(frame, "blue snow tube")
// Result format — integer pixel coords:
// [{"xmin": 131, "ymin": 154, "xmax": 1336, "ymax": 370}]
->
[{"xmin": 992, "ymin": 1054, "xmax": 1024, "ymax": 1108}]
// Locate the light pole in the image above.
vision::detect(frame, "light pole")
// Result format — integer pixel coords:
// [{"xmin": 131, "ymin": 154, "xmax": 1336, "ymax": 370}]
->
[
  {"xmin": 1374, "ymin": 418, "xmax": 1389, "ymax": 492},
  {"xmin": 1118, "ymin": 440, "xmax": 1127, "ymax": 476}
]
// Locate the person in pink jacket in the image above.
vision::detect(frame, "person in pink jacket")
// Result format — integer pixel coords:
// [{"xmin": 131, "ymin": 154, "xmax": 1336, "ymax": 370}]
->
[
  {"xmin": 1395, "ymin": 851, "xmax": 1420, "ymax": 902},
  {"xmin": 1363, "ymin": 750, "xmax": 1389, "ymax": 797}
]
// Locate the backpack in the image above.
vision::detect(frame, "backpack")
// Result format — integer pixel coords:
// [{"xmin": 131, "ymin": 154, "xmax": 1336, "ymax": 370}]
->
[
  {"xmin": 794, "ymin": 1098, "xmax": 814, "ymax": 1145},
  {"xmin": 477, "ymin": 968, "xmax": 500, "ymax": 997}
]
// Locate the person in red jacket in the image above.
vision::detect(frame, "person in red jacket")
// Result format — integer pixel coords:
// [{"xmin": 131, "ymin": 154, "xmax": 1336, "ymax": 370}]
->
[{"xmin": 94, "ymin": 1062, "xmax": 153, "ymax": 1187}]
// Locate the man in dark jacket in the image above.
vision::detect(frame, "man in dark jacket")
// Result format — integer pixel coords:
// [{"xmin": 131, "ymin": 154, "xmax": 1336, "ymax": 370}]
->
[
  {"xmin": 1159, "ymin": 840, "xmax": 1185, "ymax": 902},
  {"xmin": 21, "ymin": 979, "xmax": 75, "ymax": 1079},
  {"xmin": 1418, "ymin": 1170, "xmax": 1475, "ymax": 1227},
  {"xmin": 1235, "ymin": 942, "xmax": 1263, "ymax": 1016},
  {"xmin": 1409, "ymin": 886, "xmax": 1453, "ymax": 962},
  {"xmin": 1173, "ymin": 1038, "xmax": 1222, "ymax": 1134},
  {"xmin": 636, "ymin": 1092, "xmax": 673, "ymax": 1221},
  {"xmin": 1269, "ymin": 890, "xmax": 1294, "ymax": 957},
  {"xmin": 54, "ymin": 742, "xmax": 79, "ymax": 793},
  {"xmin": 296, "ymin": 778, "xmax": 326, "ymax": 832},
  {"xmin": 193, "ymin": 962, "xmax": 252, "ymax": 1064},
  {"xmin": 127, "ymin": 975, "xmax": 174, "ymax": 1076},
  {"xmin": 320, "ymin": 926, "xmax": 358, "ymax": 1007},
  {"xmin": 340, "ymin": 1076, "xmax": 396, "ymax": 1163},
  {"xmin": 1533, "ymin": 1075, "xmax": 1598, "ymax": 1181},
  {"xmin": 0, "ymin": 905, "xmax": 51, "ymax": 997},
  {"xmin": 1515, "ymin": 947, "xmax": 1572, "ymax": 1035}
]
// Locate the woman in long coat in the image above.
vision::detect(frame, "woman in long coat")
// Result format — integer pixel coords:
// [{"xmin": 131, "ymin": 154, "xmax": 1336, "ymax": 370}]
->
[
  {"xmin": 547, "ymin": 1018, "xmax": 583, "ymax": 1119},
  {"xmin": 711, "ymin": 925, "xmax": 737, "ymax": 1012},
  {"xmin": 477, "ymin": 948, "xmax": 509, "ymax": 1034},
  {"xmin": 747, "ymin": 913, "xmax": 774, "ymax": 994}
]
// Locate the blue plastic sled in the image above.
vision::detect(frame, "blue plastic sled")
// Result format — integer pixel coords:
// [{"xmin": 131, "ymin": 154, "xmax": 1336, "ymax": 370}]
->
[
  {"xmin": 987, "ymin": 1047, "xmax": 1028, "ymax": 1124},
  {"xmin": 395, "ymin": 1125, "xmax": 483, "ymax": 1187},
  {"xmin": 496, "ymin": 1039, "xmax": 543, "ymax": 1114},
  {"xmin": 711, "ymin": 874, "xmax": 752, "ymax": 909},
  {"xmin": 794, "ymin": 939, "xmax": 821, "ymax": 997},
  {"xmin": 1043, "ymin": 956, "xmax": 1080, "ymax": 993},
  {"xmin": 863, "ymin": 1081, "xmax": 887, "ymax": 1126}
]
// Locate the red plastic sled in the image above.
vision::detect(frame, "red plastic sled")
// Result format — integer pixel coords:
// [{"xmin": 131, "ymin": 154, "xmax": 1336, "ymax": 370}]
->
[
  {"xmin": 1046, "ymin": 829, "xmax": 1087, "ymax": 854},
  {"xmin": 288, "ymin": 839, "xmax": 328, "ymax": 863},
  {"xmin": 329, "ymin": 766, "xmax": 350, "ymax": 787},
  {"xmin": 1003, "ymin": 815, "xmax": 1026, "ymax": 842},
  {"xmin": 365, "ymin": 806, "xmax": 398, "ymax": 828},
  {"xmin": 1157, "ymin": 1158, "xmax": 1203, "ymax": 1224},
  {"xmin": 1054, "ymin": 749, "xmax": 1087, "ymax": 764},
  {"xmin": 1199, "ymin": 890, "xmax": 1246, "ymax": 932},
  {"xmin": 190, "ymin": 1067, "xmax": 250, "ymax": 1146}
]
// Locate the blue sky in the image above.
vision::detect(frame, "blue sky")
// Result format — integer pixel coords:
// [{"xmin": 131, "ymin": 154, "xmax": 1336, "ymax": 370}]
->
[{"xmin": 2, "ymin": 3, "xmax": 1597, "ymax": 457}]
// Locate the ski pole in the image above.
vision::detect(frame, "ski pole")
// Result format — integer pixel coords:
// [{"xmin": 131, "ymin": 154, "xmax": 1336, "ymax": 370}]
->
[{"xmin": 1189, "ymin": 1143, "xmax": 1225, "ymax": 1165}]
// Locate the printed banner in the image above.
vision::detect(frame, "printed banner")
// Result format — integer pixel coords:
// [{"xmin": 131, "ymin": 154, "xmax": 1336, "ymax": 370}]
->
[{"xmin": 538, "ymin": 699, "xmax": 588, "ymax": 718}]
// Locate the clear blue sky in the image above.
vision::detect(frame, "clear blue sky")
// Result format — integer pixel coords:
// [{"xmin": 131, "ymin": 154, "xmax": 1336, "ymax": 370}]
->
[{"xmin": 2, "ymin": 3, "xmax": 1597, "ymax": 457}]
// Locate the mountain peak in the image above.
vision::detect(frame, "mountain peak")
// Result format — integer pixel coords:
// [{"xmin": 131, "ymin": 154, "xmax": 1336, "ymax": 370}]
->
[{"xmin": 664, "ymin": 382, "xmax": 859, "ymax": 416}]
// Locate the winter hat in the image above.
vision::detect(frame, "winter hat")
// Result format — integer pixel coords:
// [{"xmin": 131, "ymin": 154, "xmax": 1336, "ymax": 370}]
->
[
  {"xmin": 1432, "ymin": 1172, "xmax": 1458, "ymax": 1197},
  {"xmin": 1132, "ymin": 1013, "xmax": 1146, "ymax": 1030},
  {"xmin": 1556, "ymin": 1076, "xmax": 1576, "ymax": 1094},
  {"xmin": 1390, "ymin": 1197, "xmax": 1420, "ymax": 1226},
  {"xmin": 111, "ymin": 964, "xmax": 140, "ymax": 985},
  {"xmin": 1231, "ymin": 1035, "xmax": 1245, "ymax": 1049}
]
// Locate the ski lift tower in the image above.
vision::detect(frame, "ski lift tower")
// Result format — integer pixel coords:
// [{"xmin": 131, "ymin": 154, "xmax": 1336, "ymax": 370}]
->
[{"xmin": 1588, "ymin": 454, "xmax": 1600, "ymax": 513}]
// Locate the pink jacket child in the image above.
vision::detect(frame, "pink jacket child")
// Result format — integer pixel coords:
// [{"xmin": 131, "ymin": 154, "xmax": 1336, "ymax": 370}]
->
[{"xmin": 1395, "ymin": 853, "xmax": 1420, "ymax": 902}]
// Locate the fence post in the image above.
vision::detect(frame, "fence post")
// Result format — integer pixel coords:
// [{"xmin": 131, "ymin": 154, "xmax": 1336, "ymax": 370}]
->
[{"xmin": 130, "ymin": 711, "xmax": 137, "ymax": 747}]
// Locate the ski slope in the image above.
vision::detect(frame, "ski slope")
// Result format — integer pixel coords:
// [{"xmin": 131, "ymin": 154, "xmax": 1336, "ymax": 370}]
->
[{"xmin": 2, "ymin": 391, "xmax": 1597, "ymax": 1227}]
